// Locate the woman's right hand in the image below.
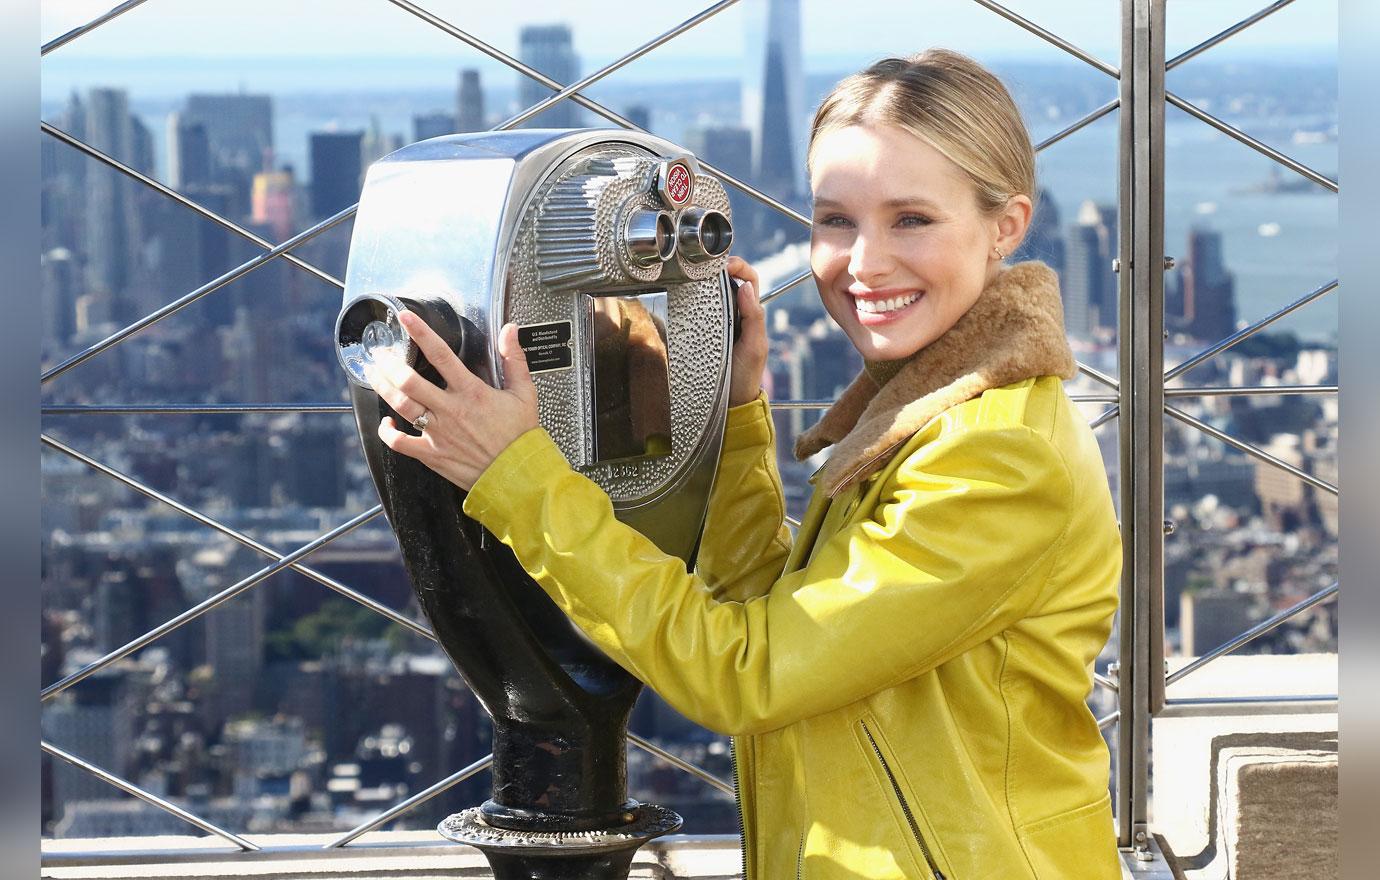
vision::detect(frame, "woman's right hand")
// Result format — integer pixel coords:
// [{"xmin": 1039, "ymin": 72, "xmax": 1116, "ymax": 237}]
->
[{"xmin": 726, "ymin": 255, "xmax": 769, "ymax": 407}]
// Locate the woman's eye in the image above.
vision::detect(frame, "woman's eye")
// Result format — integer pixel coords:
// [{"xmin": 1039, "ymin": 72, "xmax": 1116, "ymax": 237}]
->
[
  {"xmin": 898, "ymin": 214, "xmax": 933, "ymax": 228},
  {"xmin": 813, "ymin": 214, "xmax": 852, "ymax": 229}
]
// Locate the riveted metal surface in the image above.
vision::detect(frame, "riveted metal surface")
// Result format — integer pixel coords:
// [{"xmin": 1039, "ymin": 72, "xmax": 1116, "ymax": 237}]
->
[{"xmin": 508, "ymin": 143, "xmax": 732, "ymax": 505}]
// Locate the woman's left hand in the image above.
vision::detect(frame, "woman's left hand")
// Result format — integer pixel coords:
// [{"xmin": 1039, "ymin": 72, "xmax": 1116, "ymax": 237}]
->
[{"xmin": 365, "ymin": 310, "xmax": 539, "ymax": 491}]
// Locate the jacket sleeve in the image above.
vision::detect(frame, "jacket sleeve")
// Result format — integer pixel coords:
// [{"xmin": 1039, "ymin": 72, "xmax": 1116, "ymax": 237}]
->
[
  {"xmin": 462, "ymin": 421, "xmax": 1074, "ymax": 736},
  {"xmin": 694, "ymin": 392, "xmax": 793, "ymax": 603}
]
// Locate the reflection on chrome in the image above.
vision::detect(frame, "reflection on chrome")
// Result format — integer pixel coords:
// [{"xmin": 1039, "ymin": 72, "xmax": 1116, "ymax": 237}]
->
[{"xmin": 588, "ymin": 291, "xmax": 673, "ymax": 463}]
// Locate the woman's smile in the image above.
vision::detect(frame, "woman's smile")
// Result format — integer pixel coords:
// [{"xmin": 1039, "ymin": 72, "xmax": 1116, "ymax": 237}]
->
[{"xmin": 850, "ymin": 288, "xmax": 926, "ymax": 324}]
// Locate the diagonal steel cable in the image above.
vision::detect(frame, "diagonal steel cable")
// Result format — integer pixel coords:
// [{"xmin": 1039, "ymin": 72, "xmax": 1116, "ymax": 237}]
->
[
  {"xmin": 758, "ymin": 268, "xmax": 814, "ymax": 305},
  {"xmin": 1165, "ymin": 279, "xmax": 1337, "ymax": 381},
  {"xmin": 1166, "ymin": 384, "xmax": 1337, "ymax": 399},
  {"xmin": 628, "ymin": 733, "xmax": 734, "ymax": 796},
  {"xmin": 969, "ymin": 0, "xmax": 1120, "ymax": 78},
  {"xmin": 1165, "ymin": 92, "xmax": 1337, "ymax": 192},
  {"xmin": 496, "ymin": 0, "xmax": 741, "ymax": 131},
  {"xmin": 41, "ymin": 505, "xmax": 382, "ymax": 702},
  {"xmin": 40, "ymin": 432, "xmax": 431, "ymax": 640},
  {"xmin": 325, "ymin": 753, "xmax": 493, "ymax": 847},
  {"xmin": 1079, "ymin": 362, "xmax": 1119, "ymax": 391},
  {"xmin": 1035, "ymin": 98, "xmax": 1120, "ymax": 152},
  {"xmin": 385, "ymin": 0, "xmax": 810, "ymax": 227},
  {"xmin": 40, "ymin": 204, "xmax": 356, "ymax": 385},
  {"xmin": 41, "ymin": 740, "xmax": 259, "ymax": 850},
  {"xmin": 1098, "ymin": 710, "xmax": 1119, "ymax": 730},
  {"xmin": 42, "ymin": 121, "xmax": 344, "ymax": 290},
  {"xmin": 1166, "ymin": 582, "xmax": 1339, "ymax": 687},
  {"xmin": 41, "ymin": 0, "xmax": 156, "ymax": 55},
  {"xmin": 1164, "ymin": 405, "xmax": 1337, "ymax": 495},
  {"xmin": 1090, "ymin": 406, "xmax": 1119, "ymax": 430},
  {"xmin": 1167, "ymin": 0, "xmax": 1299, "ymax": 70}
]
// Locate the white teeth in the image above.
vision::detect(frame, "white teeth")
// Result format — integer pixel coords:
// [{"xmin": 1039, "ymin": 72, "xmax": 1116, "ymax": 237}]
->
[{"xmin": 854, "ymin": 291, "xmax": 921, "ymax": 314}]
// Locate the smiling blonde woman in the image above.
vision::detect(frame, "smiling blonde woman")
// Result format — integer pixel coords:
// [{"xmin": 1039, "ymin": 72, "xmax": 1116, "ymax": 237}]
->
[{"xmin": 371, "ymin": 48, "xmax": 1123, "ymax": 880}]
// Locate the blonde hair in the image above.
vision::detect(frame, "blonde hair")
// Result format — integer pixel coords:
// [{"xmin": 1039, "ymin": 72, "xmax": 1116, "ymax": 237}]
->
[{"xmin": 808, "ymin": 49, "xmax": 1036, "ymax": 220}]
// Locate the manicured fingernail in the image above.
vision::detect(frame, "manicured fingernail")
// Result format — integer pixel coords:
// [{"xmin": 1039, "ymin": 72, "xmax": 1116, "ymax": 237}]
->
[{"xmin": 397, "ymin": 310, "xmax": 416, "ymax": 325}]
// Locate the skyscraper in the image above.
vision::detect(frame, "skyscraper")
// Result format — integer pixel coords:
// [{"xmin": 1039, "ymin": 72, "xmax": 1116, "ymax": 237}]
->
[
  {"xmin": 83, "ymin": 88, "xmax": 137, "ymax": 298},
  {"xmin": 1182, "ymin": 226, "xmax": 1238, "ymax": 342},
  {"xmin": 517, "ymin": 25, "xmax": 578, "ymax": 129},
  {"xmin": 413, "ymin": 111, "xmax": 455, "ymax": 143},
  {"xmin": 1063, "ymin": 220, "xmax": 1101, "ymax": 339},
  {"xmin": 309, "ymin": 131, "xmax": 364, "ymax": 220},
  {"xmin": 181, "ymin": 93, "xmax": 274, "ymax": 175},
  {"xmin": 166, "ymin": 113, "xmax": 212, "ymax": 190},
  {"xmin": 41, "ymin": 92, "xmax": 88, "ymax": 254},
  {"xmin": 742, "ymin": 0, "xmax": 804, "ymax": 199},
  {"xmin": 1061, "ymin": 200, "xmax": 1118, "ymax": 338},
  {"xmin": 624, "ymin": 105, "xmax": 651, "ymax": 132},
  {"xmin": 41, "ymin": 670, "xmax": 140, "ymax": 823},
  {"xmin": 251, "ymin": 169, "xmax": 296, "ymax": 242},
  {"xmin": 1093, "ymin": 203, "xmax": 1119, "ymax": 331},
  {"xmin": 41, "ymin": 247, "xmax": 78, "ymax": 349},
  {"xmin": 361, "ymin": 115, "xmax": 403, "ymax": 167},
  {"xmin": 456, "ymin": 68, "xmax": 485, "ymax": 132}
]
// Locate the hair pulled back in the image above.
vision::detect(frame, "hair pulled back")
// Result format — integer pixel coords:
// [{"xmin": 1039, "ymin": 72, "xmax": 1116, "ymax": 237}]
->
[{"xmin": 808, "ymin": 48, "xmax": 1036, "ymax": 220}]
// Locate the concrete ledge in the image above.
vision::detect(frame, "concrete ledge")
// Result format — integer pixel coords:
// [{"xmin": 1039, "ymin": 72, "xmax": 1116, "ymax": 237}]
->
[
  {"xmin": 1154, "ymin": 654, "xmax": 1338, "ymax": 879},
  {"xmin": 40, "ymin": 832, "xmax": 748, "ymax": 880}
]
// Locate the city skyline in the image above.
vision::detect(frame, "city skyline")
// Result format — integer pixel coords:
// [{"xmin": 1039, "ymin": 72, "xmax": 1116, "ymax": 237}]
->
[{"xmin": 38, "ymin": 6, "xmax": 1338, "ymax": 843}]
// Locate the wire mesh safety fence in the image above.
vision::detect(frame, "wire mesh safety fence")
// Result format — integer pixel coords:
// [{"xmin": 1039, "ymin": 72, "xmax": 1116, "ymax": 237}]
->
[{"xmin": 38, "ymin": 0, "xmax": 1338, "ymax": 865}]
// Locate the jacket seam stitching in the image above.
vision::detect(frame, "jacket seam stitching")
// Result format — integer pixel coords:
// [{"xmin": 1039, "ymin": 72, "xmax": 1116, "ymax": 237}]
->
[
  {"xmin": 1018, "ymin": 790, "xmax": 1113, "ymax": 836},
  {"xmin": 764, "ymin": 447, "xmax": 793, "ymax": 561},
  {"xmin": 1009, "ymin": 457, "xmax": 1078, "ymax": 880},
  {"xmin": 999, "ymin": 630, "xmax": 1019, "ymax": 847}
]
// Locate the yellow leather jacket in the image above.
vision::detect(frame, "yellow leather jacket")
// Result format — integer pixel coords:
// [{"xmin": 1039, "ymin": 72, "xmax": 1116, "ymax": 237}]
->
[{"xmin": 463, "ymin": 374, "xmax": 1122, "ymax": 879}]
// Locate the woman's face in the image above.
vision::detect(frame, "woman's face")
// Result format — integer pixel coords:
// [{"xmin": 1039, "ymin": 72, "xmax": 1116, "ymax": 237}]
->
[{"xmin": 808, "ymin": 124, "xmax": 1022, "ymax": 362}]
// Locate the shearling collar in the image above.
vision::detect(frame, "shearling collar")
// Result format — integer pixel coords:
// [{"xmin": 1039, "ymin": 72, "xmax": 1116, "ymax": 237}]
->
[{"xmin": 794, "ymin": 260, "xmax": 1076, "ymax": 497}]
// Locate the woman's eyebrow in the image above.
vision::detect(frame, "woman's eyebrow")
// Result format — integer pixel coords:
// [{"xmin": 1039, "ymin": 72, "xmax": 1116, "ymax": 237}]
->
[{"xmin": 812, "ymin": 196, "xmax": 941, "ymax": 209}]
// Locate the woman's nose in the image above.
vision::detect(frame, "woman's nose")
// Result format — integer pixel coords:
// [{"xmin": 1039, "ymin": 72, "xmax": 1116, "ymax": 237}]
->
[{"xmin": 847, "ymin": 232, "xmax": 893, "ymax": 285}]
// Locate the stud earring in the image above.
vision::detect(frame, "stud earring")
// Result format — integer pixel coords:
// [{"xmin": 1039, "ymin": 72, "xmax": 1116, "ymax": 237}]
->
[{"xmin": 992, "ymin": 246, "xmax": 1006, "ymax": 260}]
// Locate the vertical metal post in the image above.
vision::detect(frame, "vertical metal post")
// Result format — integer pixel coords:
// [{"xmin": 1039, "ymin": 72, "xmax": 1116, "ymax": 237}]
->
[{"xmin": 1116, "ymin": 0, "xmax": 1166, "ymax": 857}]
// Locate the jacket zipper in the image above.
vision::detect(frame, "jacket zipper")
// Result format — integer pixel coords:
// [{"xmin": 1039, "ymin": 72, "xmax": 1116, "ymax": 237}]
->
[
  {"xmin": 859, "ymin": 719, "xmax": 948, "ymax": 880},
  {"xmin": 730, "ymin": 737, "xmax": 750, "ymax": 880},
  {"xmin": 795, "ymin": 831, "xmax": 804, "ymax": 880}
]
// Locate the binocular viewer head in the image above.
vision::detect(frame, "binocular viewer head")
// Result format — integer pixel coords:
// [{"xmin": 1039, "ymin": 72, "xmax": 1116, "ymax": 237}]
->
[{"xmin": 337, "ymin": 129, "xmax": 737, "ymax": 562}]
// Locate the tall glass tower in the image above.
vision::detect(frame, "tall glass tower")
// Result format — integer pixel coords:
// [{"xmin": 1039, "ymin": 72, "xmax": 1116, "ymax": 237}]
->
[
  {"xmin": 517, "ymin": 25, "xmax": 579, "ymax": 129},
  {"xmin": 742, "ymin": 0, "xmax": 804, "ymax": 200}
]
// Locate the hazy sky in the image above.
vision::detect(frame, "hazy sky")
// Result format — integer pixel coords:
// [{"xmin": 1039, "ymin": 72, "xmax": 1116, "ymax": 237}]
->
[{"xmin": 41, "ymin": 0, "xmax": 1336, "ymax": 62}]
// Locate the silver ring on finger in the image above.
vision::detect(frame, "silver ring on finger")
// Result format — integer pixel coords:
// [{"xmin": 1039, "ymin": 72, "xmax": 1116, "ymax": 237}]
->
[{"xmin": 411, "ymin": 409, "xmax": 432, "ymax": 432}]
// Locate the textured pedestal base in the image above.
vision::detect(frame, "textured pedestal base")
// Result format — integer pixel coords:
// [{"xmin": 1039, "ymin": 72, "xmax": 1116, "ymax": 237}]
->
[{"xmin": 439, "ymin": 803, "xmax": 683, "ymax": 880}]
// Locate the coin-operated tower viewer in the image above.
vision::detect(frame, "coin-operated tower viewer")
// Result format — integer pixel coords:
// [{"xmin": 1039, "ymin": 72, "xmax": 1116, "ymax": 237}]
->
[{"xmin": 335, "ymin": 129, "xmax": 739, "ymax": 880}]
